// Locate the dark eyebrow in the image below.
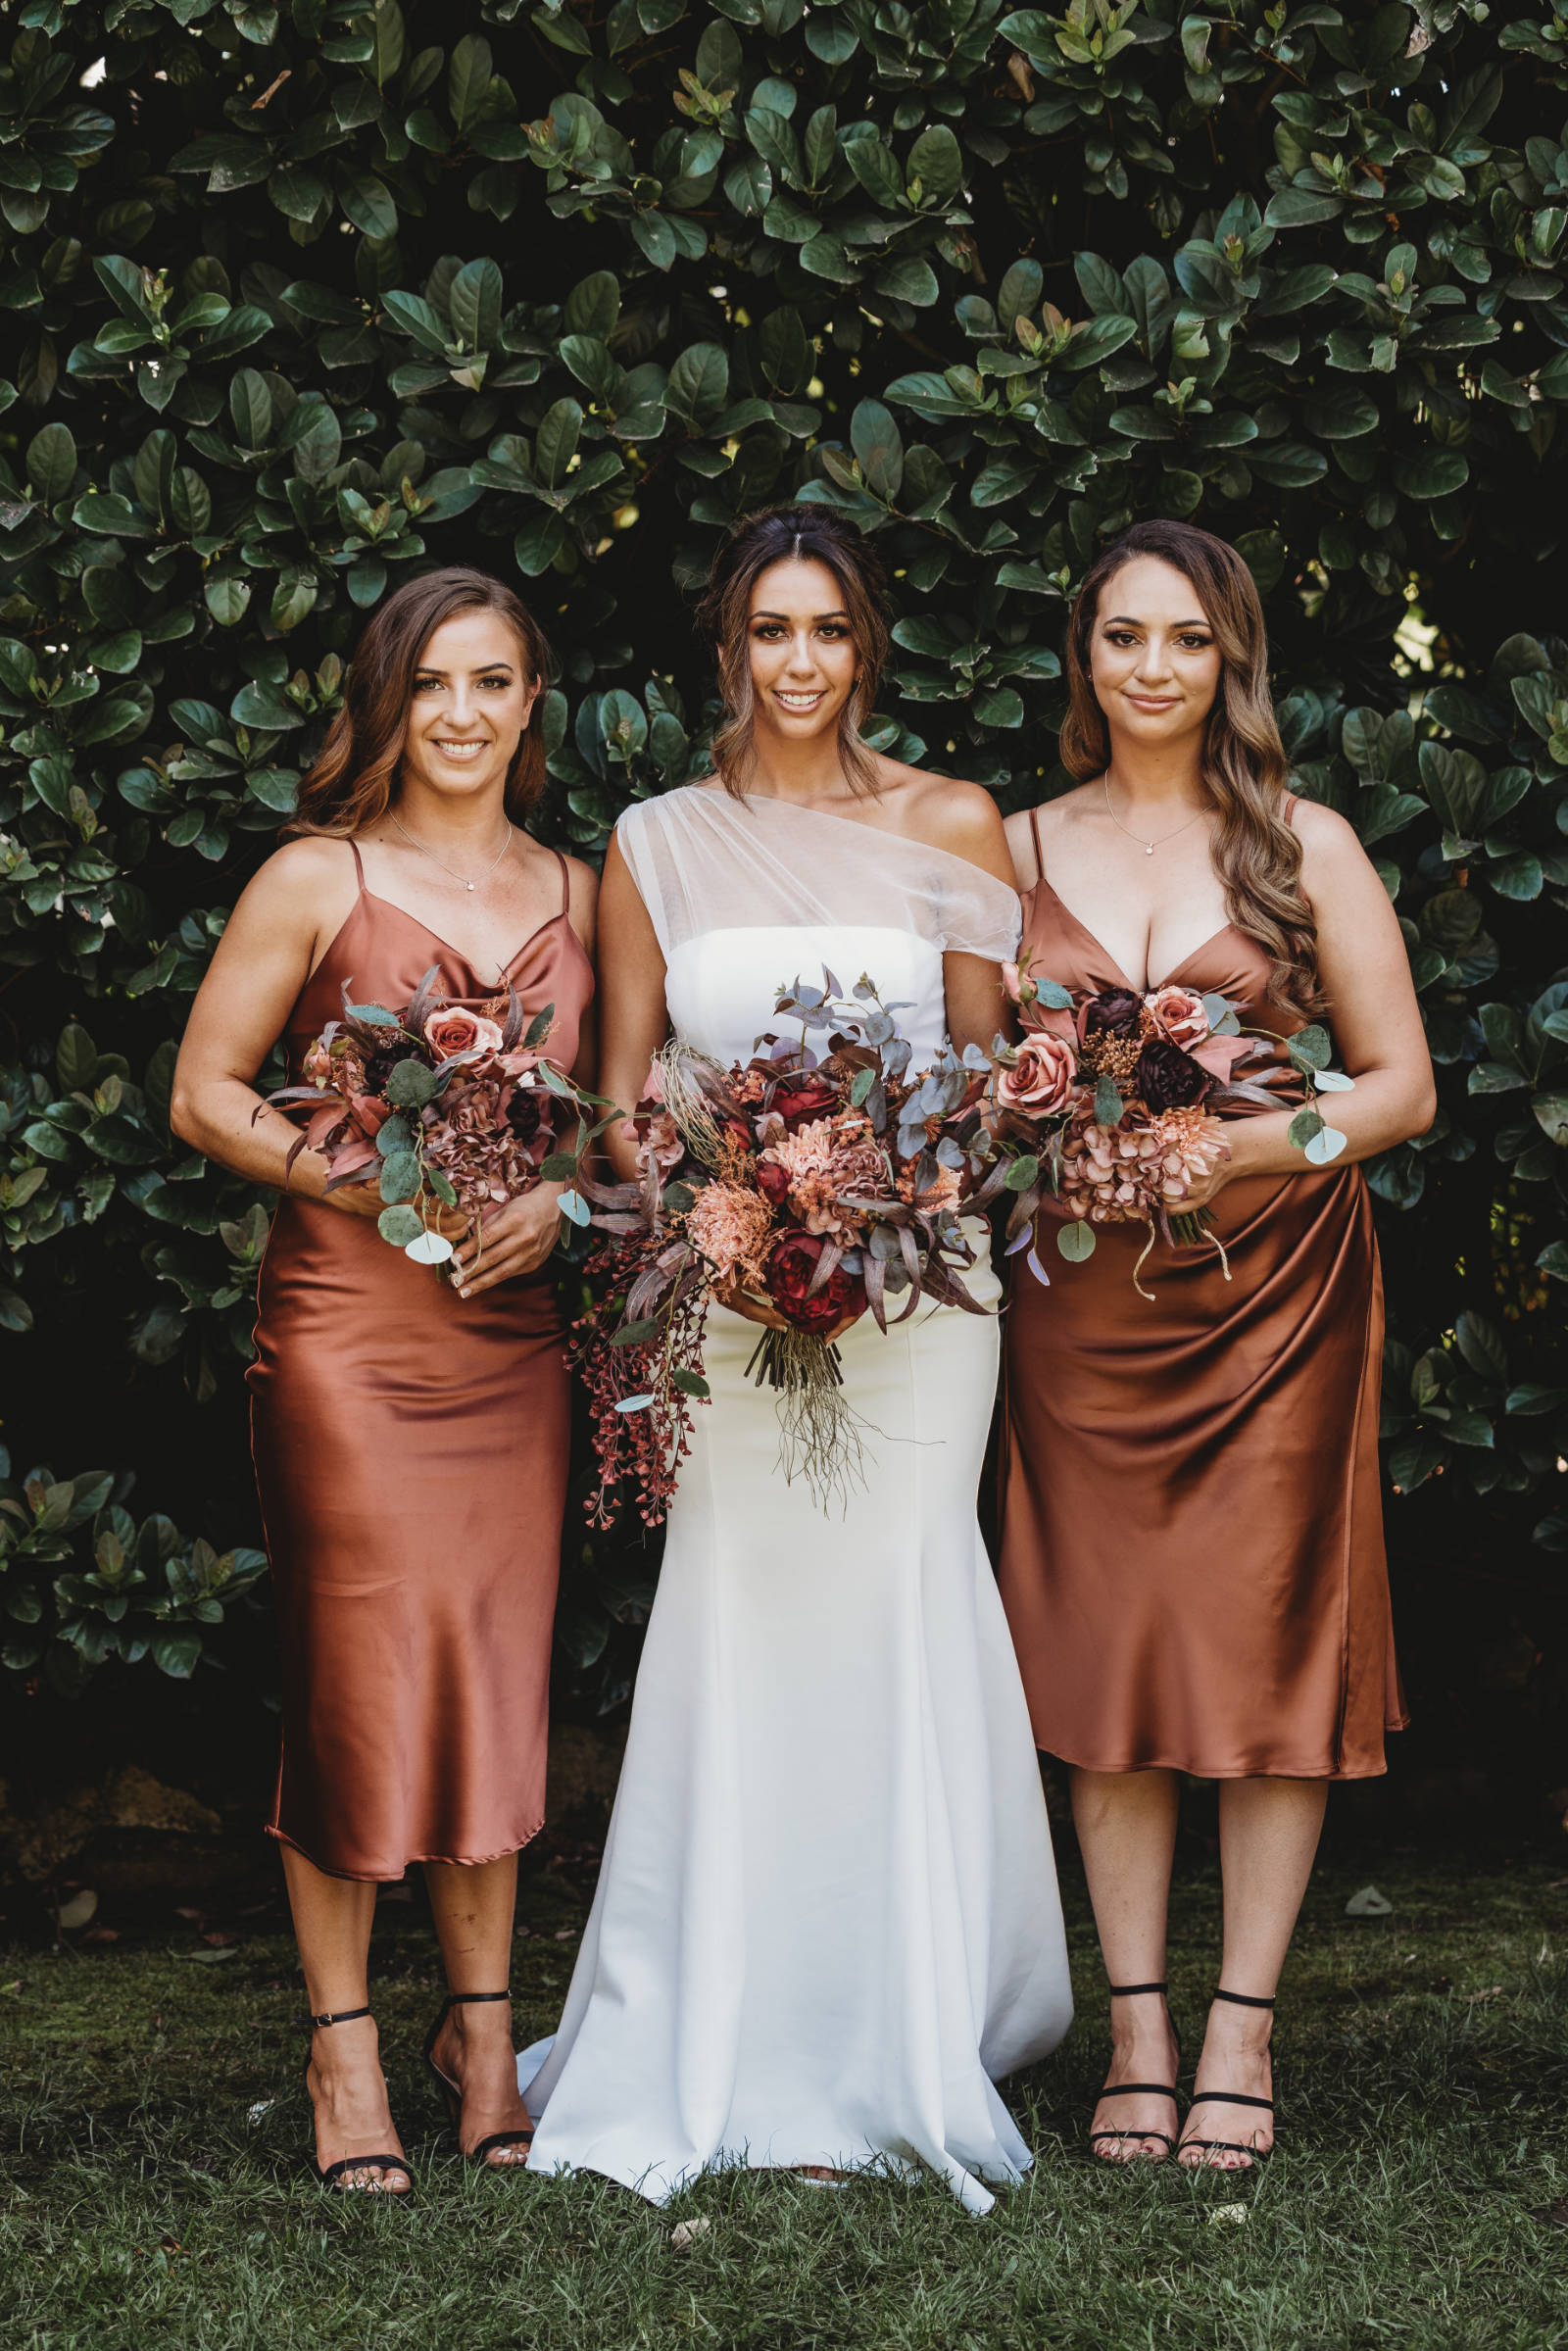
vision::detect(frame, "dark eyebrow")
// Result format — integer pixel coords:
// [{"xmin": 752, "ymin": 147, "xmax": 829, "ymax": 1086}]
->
[
  {"xmin": 750, "ymin": 608, "xmax": 851, "ymax": 622},
  {"xmin": 413, "ymin": 662, "xmax": 516, "ymax": 677},
  {"xmin": 1103, "ymin": 614, "xmax": 1210, "ymax": 630}
]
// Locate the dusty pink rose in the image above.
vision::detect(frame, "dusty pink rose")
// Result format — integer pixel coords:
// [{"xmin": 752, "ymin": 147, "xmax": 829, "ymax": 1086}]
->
[
  {"xmin": 996, "ymin": 1031, "xmax": 1077, "ymax": 1116},
  {"xmin": 1145, "ymin": 985, "xmax": 1210, "ymax": 1051},
  {"xmin": 424, "ymin": 1006, "xmax": 505, "ymax": 1060}
]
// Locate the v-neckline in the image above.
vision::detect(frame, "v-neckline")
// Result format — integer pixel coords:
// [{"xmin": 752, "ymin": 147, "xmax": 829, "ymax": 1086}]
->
[
  {"xmin": 362, "ymin": 888, "xmax": 569, "ymax": 986},
  {"xmin": 307, "ymin": 892, "xmax": 573, "ymax": 991},
  {"xmin": 1032, "ymin": 876, "xmax": 1235, "ymax": 998}
]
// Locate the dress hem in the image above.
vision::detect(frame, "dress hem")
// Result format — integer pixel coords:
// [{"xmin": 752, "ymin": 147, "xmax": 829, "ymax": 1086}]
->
[
  {"xmin": 264, "ymin": 1814, "xmax": 546, "ymax": 1884},
  {"xmin": 1036, "ymin": 1721, "xmax": 1408, "ymax": 1784}
]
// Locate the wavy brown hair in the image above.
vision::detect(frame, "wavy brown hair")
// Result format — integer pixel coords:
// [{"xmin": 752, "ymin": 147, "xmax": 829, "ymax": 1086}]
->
[
  {"xmin": 287, "ymin": 567, "xmax": 553, "ymax": 837},
  {"xmin": 1060, "ymin": 519, "xmax": 1320, "ymax": 1014},
  {"xmin": 695, "ymin": 505, "xmax": 889, "ymax": 797}
]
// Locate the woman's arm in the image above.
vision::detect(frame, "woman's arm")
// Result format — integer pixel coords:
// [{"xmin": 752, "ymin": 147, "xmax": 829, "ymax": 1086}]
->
[
  {"xmin": 455, "ymin": 853, "xmax": 602, "ymax": 1297},
  {"xmin": 596, "ymin": 832, "xmax": 673, "ymax": 1184},
  {"xmin": 1187, "ymin": 802, "xmax": 1437, "ymax": 1203},
  {"xmin": 170, "ymin": 840, "xmax": 381, "ymax": 1217},
  {"xmin": 929, "ymin": 781, "xmax": 1021, "ymax": 1056}
]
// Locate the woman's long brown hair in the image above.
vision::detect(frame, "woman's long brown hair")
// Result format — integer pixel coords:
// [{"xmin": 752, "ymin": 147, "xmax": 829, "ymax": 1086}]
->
[
  {"xmin": 1060, "ymin": 519, "xmax": 1320, "ymax": 1014},
  {"xmin": 695, "ymin": 504, "xmax": 889, "ymax": 797},
  {"xmin": 287, "ymin": 567, "xmax": 553, "ymax": 837}
]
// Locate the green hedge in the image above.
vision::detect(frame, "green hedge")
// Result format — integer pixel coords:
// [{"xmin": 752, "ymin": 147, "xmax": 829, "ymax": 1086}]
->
[{"xmin": 0, "ymin": 0, "xmax": 1564, "ymax": 1780}]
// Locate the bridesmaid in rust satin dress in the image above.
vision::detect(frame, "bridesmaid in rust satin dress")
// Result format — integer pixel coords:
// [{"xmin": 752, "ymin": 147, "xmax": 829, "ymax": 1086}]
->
[
  {"xmin": 173, "ymin": 569, "xmax": 597, "ymax": 2192},
  {"xmin": 250, "ymin": 834, "xmax": 590, "ymax": 1881},
  {"xmin": 999, "ymin": 522, "xmax": 1433, "ymax": 2174}
]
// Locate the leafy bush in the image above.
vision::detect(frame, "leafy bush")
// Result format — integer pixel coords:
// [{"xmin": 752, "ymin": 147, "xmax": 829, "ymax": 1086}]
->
[
  {"xmin": 0, "ymin": 1453, "xmax": 268, "ymax": 1692},
  {"xmin": 0, "ymin": 0, "xmax": 1563, "ymax": 1790}
]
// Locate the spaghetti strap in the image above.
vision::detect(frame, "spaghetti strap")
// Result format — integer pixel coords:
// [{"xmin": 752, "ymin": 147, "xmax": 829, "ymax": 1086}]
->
[
  {"xmin": 1027, "ymin": 805, "xmax": 1046, "ymax": 889},
  {"xmin": 555, "ymin": 846, "xmax": 570, "ymax": 918},
  {"xmin": 348, "ymin": 838, "xmax": 366, "ymax": 890}
]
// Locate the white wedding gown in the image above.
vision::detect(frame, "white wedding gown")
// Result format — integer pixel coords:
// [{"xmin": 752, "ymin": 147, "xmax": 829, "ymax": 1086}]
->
[{"xmin": 519, "ymin": 787, "xmax": 1072, "ymax": 2213}]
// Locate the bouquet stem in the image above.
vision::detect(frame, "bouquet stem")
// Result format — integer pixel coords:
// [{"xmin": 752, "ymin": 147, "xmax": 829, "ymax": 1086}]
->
[
  {"xmin": 1166, "ymin": 1206, "xmax": 1232, "ymax": 1282},
  {"xmin": 743, "ymin": 1326, "xmax": 867, "ymax": 1511}
]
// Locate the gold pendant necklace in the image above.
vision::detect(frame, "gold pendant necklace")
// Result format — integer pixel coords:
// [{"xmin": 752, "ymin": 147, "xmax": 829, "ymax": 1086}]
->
[
  {"xmin": 390, "ymin": 811, "xmax": 513, "ymax": 891},
  {"xmin": 1102, "ymin": 776, "xmax": 1205, "ymax": 857}
]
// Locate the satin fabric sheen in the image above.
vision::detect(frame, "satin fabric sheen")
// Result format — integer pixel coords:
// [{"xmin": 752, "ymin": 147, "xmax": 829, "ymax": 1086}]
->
[
  {"xmin": 998, "ymin": 871, "xmax": 1406, "ymax": 1781},
  {"xmin": 247, "ymin": 858, "xmax": 592, "ymax": 1879}
]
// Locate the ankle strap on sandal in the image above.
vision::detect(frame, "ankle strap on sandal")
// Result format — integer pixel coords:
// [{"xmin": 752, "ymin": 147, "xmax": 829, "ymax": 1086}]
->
[
  {"xmin": 434, "ymin": 1988, "xmax": 513, "ymax": 2015},
  {"xmin": 1107, "ymin": 1981, "xmax": 1167, "ymax": 1997},
  {"xmin": 1213, "ymin": 1987, "xmax": 1276, "ymax": 2008},
  {"xmin": 300, "ymin": 2004, "xmax": 372, "ymax": 2030}
]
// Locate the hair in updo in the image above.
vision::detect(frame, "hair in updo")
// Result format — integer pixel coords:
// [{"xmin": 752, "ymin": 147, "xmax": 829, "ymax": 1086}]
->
[
  {"xmin": 695, "ymin": 504, "xmax": 890, "ymax": 797},
  {"xmin": 1061, "ymin": 518, "xmax": 1320, "ymax": 1015},
  {"xmin": 288, "ymin": 566, "xmax": 553, "ymax": 837}
]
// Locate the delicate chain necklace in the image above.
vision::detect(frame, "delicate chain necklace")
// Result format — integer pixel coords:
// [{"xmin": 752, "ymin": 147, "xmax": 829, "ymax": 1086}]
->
[
  {"xmin": 1102, "ymin": 775, "xmax": 1206, "ymax": 857},
  {"xmin": 390, "ymin": 810, "xmax": 513, "ymax": 891}
]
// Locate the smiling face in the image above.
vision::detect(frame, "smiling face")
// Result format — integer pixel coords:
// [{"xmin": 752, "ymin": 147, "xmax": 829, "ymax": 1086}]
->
[
  {"xmin": 397, "ymin": 609, "xmax": 538, "ymax": 807},
  {"xmin": 743, "ymin": 555, "xmax": 861, "ymax": 747},
  {"xmin": 1088, "ymin": 554, "xmax": 1224, "ymax": 756}
]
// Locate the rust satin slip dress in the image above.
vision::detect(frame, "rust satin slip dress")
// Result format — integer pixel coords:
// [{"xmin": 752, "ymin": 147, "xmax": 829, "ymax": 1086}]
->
[
  {"xmin": 248, "ymin": 839, "xmax": 593, "ymax": 1879},
  {"xmin": 998, "ymin": 805, "xmax": 1406, "ymax": 1781}
]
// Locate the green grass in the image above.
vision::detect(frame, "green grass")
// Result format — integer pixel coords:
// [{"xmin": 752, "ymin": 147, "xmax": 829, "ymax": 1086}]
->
[{"xmin": 3, "ymin": 1851, "xmax": 1567, "ymax": 2351}]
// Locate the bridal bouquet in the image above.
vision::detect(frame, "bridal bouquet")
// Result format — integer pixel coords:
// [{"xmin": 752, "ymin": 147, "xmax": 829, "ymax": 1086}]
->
[
  {"xmin": 992, "ymin": 965, "xmax": 1352, "ymax": 1298},
  {"xmin": 267, "ymin": 961, "xmax": 603, "ymax": 1270},
  {"xmin": 574, "ymin": 974, "xmax": 998, "ymax": 1525}
]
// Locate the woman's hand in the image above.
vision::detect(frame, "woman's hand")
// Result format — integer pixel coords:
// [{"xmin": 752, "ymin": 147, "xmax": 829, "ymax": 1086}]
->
[
  {"xmin": 452, "ymin": 1184, "xmax": 564, "ymax": 1298},
  {"xmin": 710, "ymin": 1273, "xmax": 791, "ymax": 1331},
  {"xmin": 710, "ymin": 1275, "xmax": 859, "ymax": 1344},
  {"xmin": 318, "ymin": 1176, "xmax": 468, "ymax": 1241},
  {"xmin": 1172, "ymin": 1124, "xmax": 1242, "ymax": 1214}
]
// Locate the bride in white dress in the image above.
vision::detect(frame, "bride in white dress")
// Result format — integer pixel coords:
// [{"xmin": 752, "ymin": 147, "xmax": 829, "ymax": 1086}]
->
[{"xmin": 520, "ymin": 507, "xmax": 1071, "ymax": 2212}]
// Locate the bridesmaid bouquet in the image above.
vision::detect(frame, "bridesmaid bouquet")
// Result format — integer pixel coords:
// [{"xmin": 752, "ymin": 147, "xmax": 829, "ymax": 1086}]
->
[
  {"xmin": 267, "ymin": 961, "xmax": 601, "ymax": 1271},
  {"xmin": 992, "ymin": 966, "xmax": 1352, "ymax": 1298},
  {"xmin": 574, "ymin": 974, "xmax": 998, "ymax": 1523}
]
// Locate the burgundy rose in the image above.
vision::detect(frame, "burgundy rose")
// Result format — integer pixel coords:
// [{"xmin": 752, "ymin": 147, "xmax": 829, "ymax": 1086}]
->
[
  {"xmin": 772, "ymin": 1077, "xmax": 840, "ymax": 1132},
  {"xmin": 508, "ymin": 1085, "xmax": 547, "ymax": 1148},
  {"xmin": 763, "ymin": 1231, "xmax": 867, "ymax": 1336},
  {"xmin": 1082, "ymin": 987, "xmax": 1145, "ymax": 1038},
  {"xmin": 1133, "ymin": 1039, "xmax": 1211, "ymax": 1110},
  {"xmin": 756, "ymin": 1158, "xmax": 791, "ymax": 1206}
]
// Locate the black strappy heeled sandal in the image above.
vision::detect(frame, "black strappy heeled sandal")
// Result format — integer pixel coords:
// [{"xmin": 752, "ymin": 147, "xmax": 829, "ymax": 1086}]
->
[
  {"xmin": 1088, "ymin": 1981, "xmax": 1184, "ymax": 2163},
  {"xmin": 422, "ymin": 1988, "xmax": 535, "ymax": 2169},
  {"xmin": 301, "ymin": 2005, "xmax": 413, "ymax": 2195},
  {"xmin": 1179, "ymin": 1987, "xmax": 1277, "ymax": 2168}
]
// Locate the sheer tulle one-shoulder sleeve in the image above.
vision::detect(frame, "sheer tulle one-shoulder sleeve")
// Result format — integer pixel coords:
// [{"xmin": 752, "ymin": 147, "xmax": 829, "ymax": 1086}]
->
[{"xmin": 615, "ymin": 787, "xmax": 1020, "ymax": 963}]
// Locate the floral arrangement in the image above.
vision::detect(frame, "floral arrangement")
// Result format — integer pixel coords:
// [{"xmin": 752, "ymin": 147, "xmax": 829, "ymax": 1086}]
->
[
  {"xmin": 992, "ymin": 965, "xmax": 1353, "ymax": 1297},
  {"xmin": 574, "ymin": 974, "xmax": 999, "ymax": 1525},
  {"xmin": 266, "ymin": 961, "xmax": 605, "ymax": 1270}
]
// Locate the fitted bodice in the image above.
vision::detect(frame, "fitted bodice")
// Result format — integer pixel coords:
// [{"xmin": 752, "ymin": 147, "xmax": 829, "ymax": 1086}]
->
[
  {"xmin": 282, "ymin": 846, "xmax": 593, "ymax": 1082},
  {"xmin": 616, "ymin": 785, "xmax": 1021, "ymax": 1071},
  {"xmin": 1018, "ymin": 874, "xmax": 1305, "ymax": 1112},
  {"xmin": 666, "ymin": 926, "xmax": 948, "ymax": 1067}
]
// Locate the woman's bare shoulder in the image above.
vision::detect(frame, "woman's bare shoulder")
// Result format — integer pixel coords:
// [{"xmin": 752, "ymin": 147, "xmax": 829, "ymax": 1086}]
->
[
  {"xmin": 872, "ymin": 759, "xmax": 1007, "ymax": 858},
  {"xmin": 237, "ymin": 834, "xmax": 358, "ymax": 918}
]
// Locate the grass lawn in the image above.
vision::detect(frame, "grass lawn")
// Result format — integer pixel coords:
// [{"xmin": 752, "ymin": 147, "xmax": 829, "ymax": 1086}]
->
[{"xmin": 3, "ymin": 1844, "xmax": 1566, "ymax": 2351}]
